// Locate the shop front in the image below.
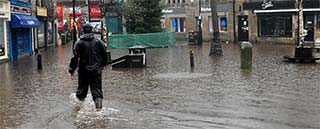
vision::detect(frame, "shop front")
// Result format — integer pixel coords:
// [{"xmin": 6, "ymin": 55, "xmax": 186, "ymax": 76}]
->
[
  {"xmin": 36, "ymin": 7, "xmax": 54, "ymax": 48},
  {"xmin": 243, "ymin": 0, "xmax": 320, "ymax": 44},
  {"xmin": 0, "ymin": 1, "xmax": 10, "ymax": 61},
  {"xmin": 9, "ymin": 1, "xmax": 40, "ymax": 61}
]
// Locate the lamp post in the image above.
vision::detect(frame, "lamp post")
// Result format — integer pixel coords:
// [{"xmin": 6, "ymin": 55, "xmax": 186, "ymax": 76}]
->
[
  {"xmin": 198, "ymin": 0, "xmax": 202, "ymax": 45},
  {"xmin": 72, "ymin": 0, "xmax": 77, "ymax": 47}
]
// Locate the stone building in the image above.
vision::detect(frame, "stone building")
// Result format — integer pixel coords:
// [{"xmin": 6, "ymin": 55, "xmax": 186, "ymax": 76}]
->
[
  {"xmin": 242, "ymin": 0, "xmax": 320, "ymax": 44},
  {"xmin": 160, "ymin": 0, "xmax": 237, "ymax": 42},
  {"xmin": 160, "ymin": 0, "xmax": 320, "ymax": 44}
]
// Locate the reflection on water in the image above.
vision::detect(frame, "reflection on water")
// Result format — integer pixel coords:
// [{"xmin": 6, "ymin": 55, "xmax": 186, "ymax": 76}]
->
[{"xmin": 0, "ymin": 42, "xmax": 320, "ymax": 129}]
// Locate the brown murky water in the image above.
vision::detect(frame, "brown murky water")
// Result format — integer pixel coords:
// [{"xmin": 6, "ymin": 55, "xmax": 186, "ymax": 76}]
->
[{"xmin": 0, "ymin": 42, "xmax": 319, "ymax": 129}]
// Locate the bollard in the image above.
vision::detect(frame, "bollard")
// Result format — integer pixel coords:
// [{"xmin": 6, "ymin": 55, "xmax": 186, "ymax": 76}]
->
[
  {"xmin": 106, "ymin": 51, "xmax": 111, "ymax": 64},
  {"xmin": 240, "ymin": 42, "xmax": 252, "ymax": 69},
  {"xmin": 37, "ymin": 54, "xmax": 42, "ymax": 70},
  {"xmin": 190, "ymin": 50, "xmax": 195, "ymax": 68}
]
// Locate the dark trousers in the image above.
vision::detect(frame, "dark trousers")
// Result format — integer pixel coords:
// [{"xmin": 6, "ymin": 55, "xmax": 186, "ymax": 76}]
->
[{"xmin": 76, "ymin": 72, "xmax": 103, "ymax": 101}]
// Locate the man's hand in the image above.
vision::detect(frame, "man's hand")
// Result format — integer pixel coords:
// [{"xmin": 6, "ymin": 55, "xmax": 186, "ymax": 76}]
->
[{"xmin": 70, "ymin": 73, "xmax": 75, "ymax": 80}]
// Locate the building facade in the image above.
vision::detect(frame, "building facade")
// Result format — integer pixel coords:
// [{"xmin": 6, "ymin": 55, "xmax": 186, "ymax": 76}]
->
[
  {"xmin": 34, "ymin": 0, "xmax": 57, "ymax": 50},
  {"xmin": 242, "ymin": 0, "xmax": 320, "ymax": 44},
  {"xmin": 161, "ymin": 0, "xmax": 320, "ymax": 44},
  {"xmin": 0, "ymin": 0, "xmax": 10, "ymax": 61},
  {"xmin": 160, "ymin": 0, "xmax": 235, "ymax": 41},
  {"xmin": 9, "ymin": 0, "xmax": 40, "ymax": 61}
]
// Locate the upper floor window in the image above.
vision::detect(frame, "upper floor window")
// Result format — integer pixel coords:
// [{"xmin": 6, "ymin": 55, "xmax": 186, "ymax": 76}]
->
[
  {"xmin": 167, "ymin": 0, "xmax": 185, "ymax": 5},
  {"xmin": 0, "ymin": 3, "xmax": 4, "ymax": 9}
]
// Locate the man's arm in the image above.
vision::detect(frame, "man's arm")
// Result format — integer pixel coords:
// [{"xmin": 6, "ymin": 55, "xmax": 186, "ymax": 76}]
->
[{"xmin": 68, "ymin": 42, "xmax": 80, "ymax": 74}]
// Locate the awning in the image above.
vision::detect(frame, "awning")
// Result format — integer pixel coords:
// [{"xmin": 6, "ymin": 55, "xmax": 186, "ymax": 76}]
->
[
  {"xmin": 254, "ymin": 8, "xmax": 320, "ymax": 14},
  {"xmin": 11, "ymin": 14, "xmax": 40, "ymax": 28}
]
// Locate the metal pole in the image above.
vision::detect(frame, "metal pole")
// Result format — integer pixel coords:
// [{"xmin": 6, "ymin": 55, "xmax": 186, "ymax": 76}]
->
[
  {"xmin": 199, "ymin": 0, "xmax": 201, "ymax": 15},
  {"xmin": 233, "ymin": 0, "xmax": 236, "ymax": 43},
  {"xmin": 73, "ymin": 0, "xmax": 77, "ymax": 47},
  {"xmin": 88, "ymin": 0, "xmax": 91, "ymax": 22},
  {"xmin": 198, "ymin": 0, "xmax": 202, "ymax": 45}
]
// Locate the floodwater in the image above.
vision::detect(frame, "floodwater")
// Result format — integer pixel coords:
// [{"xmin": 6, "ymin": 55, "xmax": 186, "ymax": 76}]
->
[{"xmin": 0, "ymin": 41, "xmax": 319, "ymax": 129}]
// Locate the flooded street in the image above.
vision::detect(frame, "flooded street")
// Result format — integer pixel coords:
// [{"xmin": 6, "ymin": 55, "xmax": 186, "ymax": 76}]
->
[{"xmin": 0, "ymin": 42, "xmax": 320, "ymax": 129}]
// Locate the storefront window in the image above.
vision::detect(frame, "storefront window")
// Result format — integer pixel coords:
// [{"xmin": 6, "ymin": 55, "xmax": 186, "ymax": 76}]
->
[
  {"xmin": 47, "ymin": 22, "xmax": 53, "ymax": 46},
  {"xmin": 0, "ymin": 19, "xmax": 5, "ymax": 56},
  {"xmin": 171, "ymin": 18, "xmax": 186, "ymax": 32},
  {"xmin": 209, "ymin": 16, "xmax": 227, "ymax": 32},
  {"xmin": 38, "ymin": 22, "xmax": 45, "ymax": 47},
  {"xmin": 259, "ymin": 15, "xmax": 292, "ymax": 37}
]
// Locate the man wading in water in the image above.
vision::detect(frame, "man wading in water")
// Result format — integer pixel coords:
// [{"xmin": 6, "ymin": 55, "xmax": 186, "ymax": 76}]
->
[{"xmin": 68, "ymin": 23, "xmax": 108, "ymax": 110}]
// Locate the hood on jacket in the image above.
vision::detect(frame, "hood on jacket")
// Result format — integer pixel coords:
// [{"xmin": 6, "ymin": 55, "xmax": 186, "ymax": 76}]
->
[{"xmin": 80, "ymin": 33, "xmax": 95, "ymax": 41}]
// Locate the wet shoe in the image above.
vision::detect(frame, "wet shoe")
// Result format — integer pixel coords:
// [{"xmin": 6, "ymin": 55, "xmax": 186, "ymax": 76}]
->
[
  {"xmin": 77, "ymin": 97, "xmax": 85, "ymax": 102},
  {"xmin": 95, "ymin": 98, "xmax": 102, "ymax": 110}
]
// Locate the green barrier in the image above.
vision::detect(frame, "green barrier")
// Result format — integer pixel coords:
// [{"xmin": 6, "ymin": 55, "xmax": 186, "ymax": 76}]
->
[{"xmin": 108, "ymin": 32, "xmax": 176, "ymax": 49}]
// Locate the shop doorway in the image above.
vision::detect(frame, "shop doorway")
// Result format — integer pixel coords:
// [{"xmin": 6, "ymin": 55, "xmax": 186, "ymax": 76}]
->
[
  {"xmin": 304, "ymin": 15, "xmax": 314, "ymax": 42},
  {"xmin": 238, "ymin": 15, "xmax": 249, "ymax": 41}
]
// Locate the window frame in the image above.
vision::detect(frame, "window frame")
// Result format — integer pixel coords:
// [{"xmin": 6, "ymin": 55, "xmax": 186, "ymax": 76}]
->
[
  {"xmin": 208, "ymin": 16, "xmax": 228, "ymax": 33},
  {"xmin": 258, "ymin": 14, "xmax": 293, "ymax": 38},
  {"xmin": 170, "ymin": 17, "xmax": 186, "ymax": 33}
]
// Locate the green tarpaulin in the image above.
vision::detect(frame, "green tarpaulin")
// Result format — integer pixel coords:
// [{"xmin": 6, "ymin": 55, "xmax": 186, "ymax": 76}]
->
[{"xmin": 108, "ymin": 32, "xmax": 176, "ymax": 49}]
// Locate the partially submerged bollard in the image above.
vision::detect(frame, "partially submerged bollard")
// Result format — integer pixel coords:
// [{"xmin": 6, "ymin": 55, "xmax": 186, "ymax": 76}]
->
[
  {"xmin": 241, "ymin": 42, "xmax": 252, "ymax": 69},
  {"xmin": 37, "ymin": 54, "xmax": 42, "ymax": 70},
  {"xmin": 190, "ymin": 50, "xmax": 194, "ymax": 68}
]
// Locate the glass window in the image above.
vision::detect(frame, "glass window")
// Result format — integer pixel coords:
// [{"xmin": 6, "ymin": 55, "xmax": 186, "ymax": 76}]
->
[
  {"xmin": 259, "ymin": 15, "xmax": 292, "ymax": 37},
  {"xmin": 171, "ymin": 18, "xmax": 186, "ymax": 32},
  {"xmin": 38, "ymin": 22, "xmax": 45, "ymax": 48},
  {"xmin": 47, "ymin": 22, "xmax": 53, "ymax": 46},
  {"xmin": 220, "ymin": 16, "xmax": 227, "ymax": 31},
  {"xmin": 0, "ymin": 19, "xmax": 5, "ymax": 56},
  {"xmin": 208, "ymin": 16, "xmax": 227, "ymax": 32},
  {"xmin": 0, "ymin": 3, "xmax": 4, "ymax": 9}
]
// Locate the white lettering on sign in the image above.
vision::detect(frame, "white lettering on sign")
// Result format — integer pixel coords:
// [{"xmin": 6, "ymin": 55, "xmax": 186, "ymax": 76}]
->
[
  {"xmin": 201, "ymin": 7, "xmax": 211, "ymax": 12},
  {"xmin": 28, "ymin": 21, "xmax": 35, "ymax": 25},
  {"xmin": 91, "ymin": 8, "xmax": 100, "ymax": 14},
  {"xmin": 262, "ymin": 0, "xmax": 273, "ymax": 10},
  {"xmin": 10, "ymin": 5, "xmax": 31, "ymax": 15},
  {"xmin": 162, "ymin": 9, "xmax": 173, "ymax": 14}
]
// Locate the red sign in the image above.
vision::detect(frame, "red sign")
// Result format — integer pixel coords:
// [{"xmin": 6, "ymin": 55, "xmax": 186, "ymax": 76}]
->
[
  {"xmin": 90, "ymin": 4, "xmax": 101, "ymax": 19},
  {"xmin": 56, "ymin": 5, "xmax": 63, "ymax": 20}
]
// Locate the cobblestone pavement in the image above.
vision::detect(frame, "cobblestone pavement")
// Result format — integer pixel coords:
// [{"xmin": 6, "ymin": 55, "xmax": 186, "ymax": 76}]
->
[{"xmin": 0, "ymin": 42, "xmax": 320, "ymax": 129}]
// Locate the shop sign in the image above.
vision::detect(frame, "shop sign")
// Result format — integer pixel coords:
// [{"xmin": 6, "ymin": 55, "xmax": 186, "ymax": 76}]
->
[
  {"xmin": 37, "ymin": 7, "xmax": 47, "ymax": 17},
  {"xmin": 90, "ymin": 4, "xmax": 101, "ymax": 18},
  {"xmin": 262, "ymin": 0, "xmax": 273, "ymax": 10},
  {"xmin": 162, "ymin": 9, "xmax": 173, "ymax": 14},
  {"xmin": 56, "ymin": 5, "xmax": 63, "ymax": 20},
  {"xmin": 10, "ymin": 5, "xmax": 31, "ymax": 15},
  {"xmin": 162, "ymin": 8, "xmax": 185, "ymax": 14}
]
